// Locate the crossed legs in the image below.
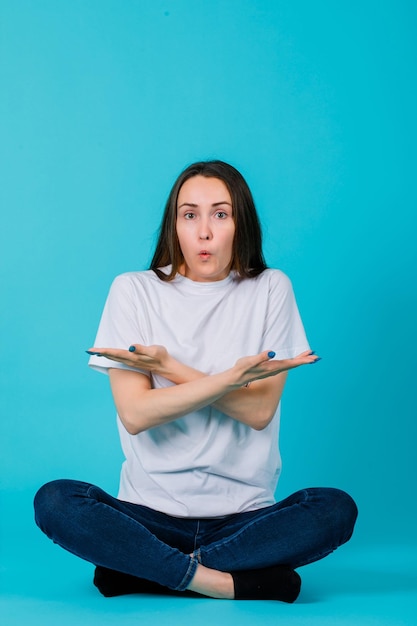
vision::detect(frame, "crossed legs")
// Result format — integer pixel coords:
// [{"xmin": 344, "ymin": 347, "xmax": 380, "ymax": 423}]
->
[{"xmin": 34, "ymin": 480, "xmax": 357, "ymax": 601}]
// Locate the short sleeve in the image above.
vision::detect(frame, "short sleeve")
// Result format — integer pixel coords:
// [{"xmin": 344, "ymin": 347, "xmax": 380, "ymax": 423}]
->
[
  {"xmin": 262, "ymin": 271, "xmax": 310, "ymax": 359},
  {"xmin": 88, "ymin": 274, "xmax": 149, "ymax": 376}
]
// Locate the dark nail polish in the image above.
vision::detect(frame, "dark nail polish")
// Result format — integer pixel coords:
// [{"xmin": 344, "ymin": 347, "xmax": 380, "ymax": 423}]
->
[
  {"xmin": 86, "ymin": 350, "xmax": 102, "ymax": 356},
  {"xmin": 268, "ymin": 351, "xmax": 276, "ymax": 358},
  {"xmin": 311, "ymin": 357, "xmax": 322, "ymax": 363},
  {"xmin": 129, "ymin": 345, "xmax": 136, "ymax": 352}
]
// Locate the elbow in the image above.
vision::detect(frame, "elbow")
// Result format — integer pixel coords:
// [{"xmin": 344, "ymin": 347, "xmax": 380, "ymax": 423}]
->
[
  {"xmin": 118, "ymin": 411, "xmax": 144, "ymax": 436},
  {"xmin": 124, "ymin": 423, "xmax": 142, "ymax": 436},
  {"xmin": 251, "ymin": 421, "xmax": 270, "ymax": 432},
  {"xmin": 249, "ymin": 410, "xmax": 274, "ymax": 431}
]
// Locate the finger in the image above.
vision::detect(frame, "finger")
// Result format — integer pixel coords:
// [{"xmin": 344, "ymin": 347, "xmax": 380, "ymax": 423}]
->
[
  {"xmin": 87, "ymin": 347, "xmax": 112, "ymax": 354},
  {"xmin": 128, "ymin": 344, "xmax": 148, "ymax": 355},
  {"xmin": 86, "ymin": 347, "xmax": 118, "ymax": 357},
  {"xmin": 305, "ymin": 350, "xmax": 321, "ymax": 363},
  {"xmin": 86, "ymin": 349, "xmax": 103, "ymax": 356},
  {"xmin": 86, "ymin": 348, "xmax": 130, "ymax": 362},
  {"xmin": 257, "ymin": 350, "xmax": 276, "ymax": 362},
  {"xmin": 296, "ymin": 353, "xmax": 321, "ymax": 365}
]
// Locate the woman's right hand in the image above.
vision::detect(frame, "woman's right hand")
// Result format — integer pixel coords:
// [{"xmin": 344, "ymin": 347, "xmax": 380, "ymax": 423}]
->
[
  {"xmin": 87, "ymin": 343, "xmax": 170, "ymax": 374},
  {"xmin": 233, "ymin": 350, "xmax": 320, "ymax": 387}
]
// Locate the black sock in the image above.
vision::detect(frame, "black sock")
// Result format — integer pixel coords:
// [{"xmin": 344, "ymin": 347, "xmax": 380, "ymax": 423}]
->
[
  {"xmin": 94, "ymin": 566, "xmax": 162, "ymax": 597},
  {"xmin": 93, "ymin": 565, "xmax": 198, "ymax": 598},
  {"xmin": 231, "ymin": 564, "xmax": 301, "ymax": 602}
]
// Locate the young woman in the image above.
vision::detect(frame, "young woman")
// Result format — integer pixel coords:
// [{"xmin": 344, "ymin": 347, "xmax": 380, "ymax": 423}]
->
[{"xmin": 34, "ymin": 160, "xmax": 357, "ymax": 603}]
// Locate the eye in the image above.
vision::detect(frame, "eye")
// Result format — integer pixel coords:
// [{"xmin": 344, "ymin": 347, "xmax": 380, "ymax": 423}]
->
[
  {"xmin": 184, "ymin": 212, "xmax": 196, "ymax": 220},
  {"xmin": 215, "ymin": 211, "xmax": 228, "ymax": 219}
]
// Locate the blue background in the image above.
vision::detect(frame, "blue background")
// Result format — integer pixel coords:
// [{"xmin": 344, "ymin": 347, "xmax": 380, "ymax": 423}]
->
[{"xmin": 1, "ymin": 1, "xmax": 416, "ymax": 624}]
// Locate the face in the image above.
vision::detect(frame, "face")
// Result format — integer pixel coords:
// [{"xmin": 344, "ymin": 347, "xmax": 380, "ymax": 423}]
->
[{"xmin": 176, "ymin": 175, "xmax": 235, "ymax": 282}]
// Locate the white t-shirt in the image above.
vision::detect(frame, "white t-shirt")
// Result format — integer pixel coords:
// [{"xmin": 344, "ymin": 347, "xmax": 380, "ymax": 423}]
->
[{"xmin": 89, "ymin": 267, "xmax": 309, "ymax": 517}]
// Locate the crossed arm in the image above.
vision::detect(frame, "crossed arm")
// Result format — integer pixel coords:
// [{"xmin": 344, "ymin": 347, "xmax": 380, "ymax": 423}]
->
[{"xmin": 88, "ymin": 344, "xmax": 319, "ymax": 435}]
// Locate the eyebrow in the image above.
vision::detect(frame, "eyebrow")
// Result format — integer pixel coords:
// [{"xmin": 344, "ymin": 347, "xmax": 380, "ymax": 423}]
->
[{"xmin": 178, "ymin": 201, "xmax": 232, "ymax": 209}]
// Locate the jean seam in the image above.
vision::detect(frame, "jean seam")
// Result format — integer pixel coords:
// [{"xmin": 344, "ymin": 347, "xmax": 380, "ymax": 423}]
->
[
  {"xmin": 193, "ymin": 520, "xmax": 200, "ymax": 553},
  {"xmin": 194, "ymin": 548, "xmax": 202, "ymax": 564},
  {"xmin": 86, "ymin": 484, "xmax": 94, "ymax": 498}
]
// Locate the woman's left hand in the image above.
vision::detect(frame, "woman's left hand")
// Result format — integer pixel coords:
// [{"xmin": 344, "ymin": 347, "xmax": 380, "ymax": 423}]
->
[{"xmin": 86, "ymin": 344, "xmax": 169, "ymax": 374}]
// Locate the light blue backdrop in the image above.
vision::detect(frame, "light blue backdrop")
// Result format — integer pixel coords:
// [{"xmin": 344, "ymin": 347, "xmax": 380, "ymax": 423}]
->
[{"xmin": 1, "ymin": 0, "xmax": 416, "ymax": 551}]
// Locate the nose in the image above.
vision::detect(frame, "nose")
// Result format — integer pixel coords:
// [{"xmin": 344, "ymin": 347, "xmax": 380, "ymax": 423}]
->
[{"xmin": 198, "ymin": 217, "xmax": 212, "ymax": 240}]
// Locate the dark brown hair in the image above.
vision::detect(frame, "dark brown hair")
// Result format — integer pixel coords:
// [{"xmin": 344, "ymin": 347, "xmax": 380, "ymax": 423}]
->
[{"xmin": 150, "ymin": 160, "xmax": 267, "ymax": 281}]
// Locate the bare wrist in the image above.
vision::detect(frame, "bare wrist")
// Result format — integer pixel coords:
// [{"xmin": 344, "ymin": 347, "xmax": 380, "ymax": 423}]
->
[
  {"xmin": 156, "ymin": 354, "xmax": 176, "ymax": 378},
  {"xmin": 225, "ymin": 365, "xmax": 246, "ymax": 391}
]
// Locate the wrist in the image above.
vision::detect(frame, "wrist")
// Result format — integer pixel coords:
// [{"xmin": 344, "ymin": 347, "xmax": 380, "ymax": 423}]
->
[
  {"xmin": 156, "ymin": 353, "xmax": 176, "ymax": 378},
  {"xmin": 157, "ymin": 354, "xmax": 203, "ymax": 385},
  {"xmin": 225, "ymin": 365, "xmax": 246, "ymax": 391}
]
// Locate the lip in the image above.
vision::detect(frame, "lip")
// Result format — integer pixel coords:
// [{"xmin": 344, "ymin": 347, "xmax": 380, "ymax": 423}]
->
[{"xmin": 198, "ymin": 250, "xmax": 211, "ymax": 257}]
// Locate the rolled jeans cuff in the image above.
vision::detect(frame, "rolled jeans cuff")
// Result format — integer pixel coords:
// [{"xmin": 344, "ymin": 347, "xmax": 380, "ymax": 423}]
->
[{"xmin": 175, "ymin": 555, "xmax": 199, "ymax": 591}]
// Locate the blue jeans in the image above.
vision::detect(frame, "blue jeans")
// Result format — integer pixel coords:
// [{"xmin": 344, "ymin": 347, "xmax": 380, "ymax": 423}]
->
[{"xmin": 34, "ymin": 480, "xmax": 357, "ymax": 592}]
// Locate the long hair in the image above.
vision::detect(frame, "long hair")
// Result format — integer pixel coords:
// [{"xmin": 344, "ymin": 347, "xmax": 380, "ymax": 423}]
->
[{"xmin": 150, "ymin": 160, "xmax": 267, "ymax": 281}]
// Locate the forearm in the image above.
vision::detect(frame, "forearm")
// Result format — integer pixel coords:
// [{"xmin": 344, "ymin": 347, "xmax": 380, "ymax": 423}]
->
[
  {"xmin": 213, "ymin": 376, "xmax": 286, "ymax": 427},
  {"xmin": 158, "ymin": 356, "xmax": 286, "ymax": 429},
  {"xmin": 110, "ymin": 366, "xmax": 241, "ymax": 435}
]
